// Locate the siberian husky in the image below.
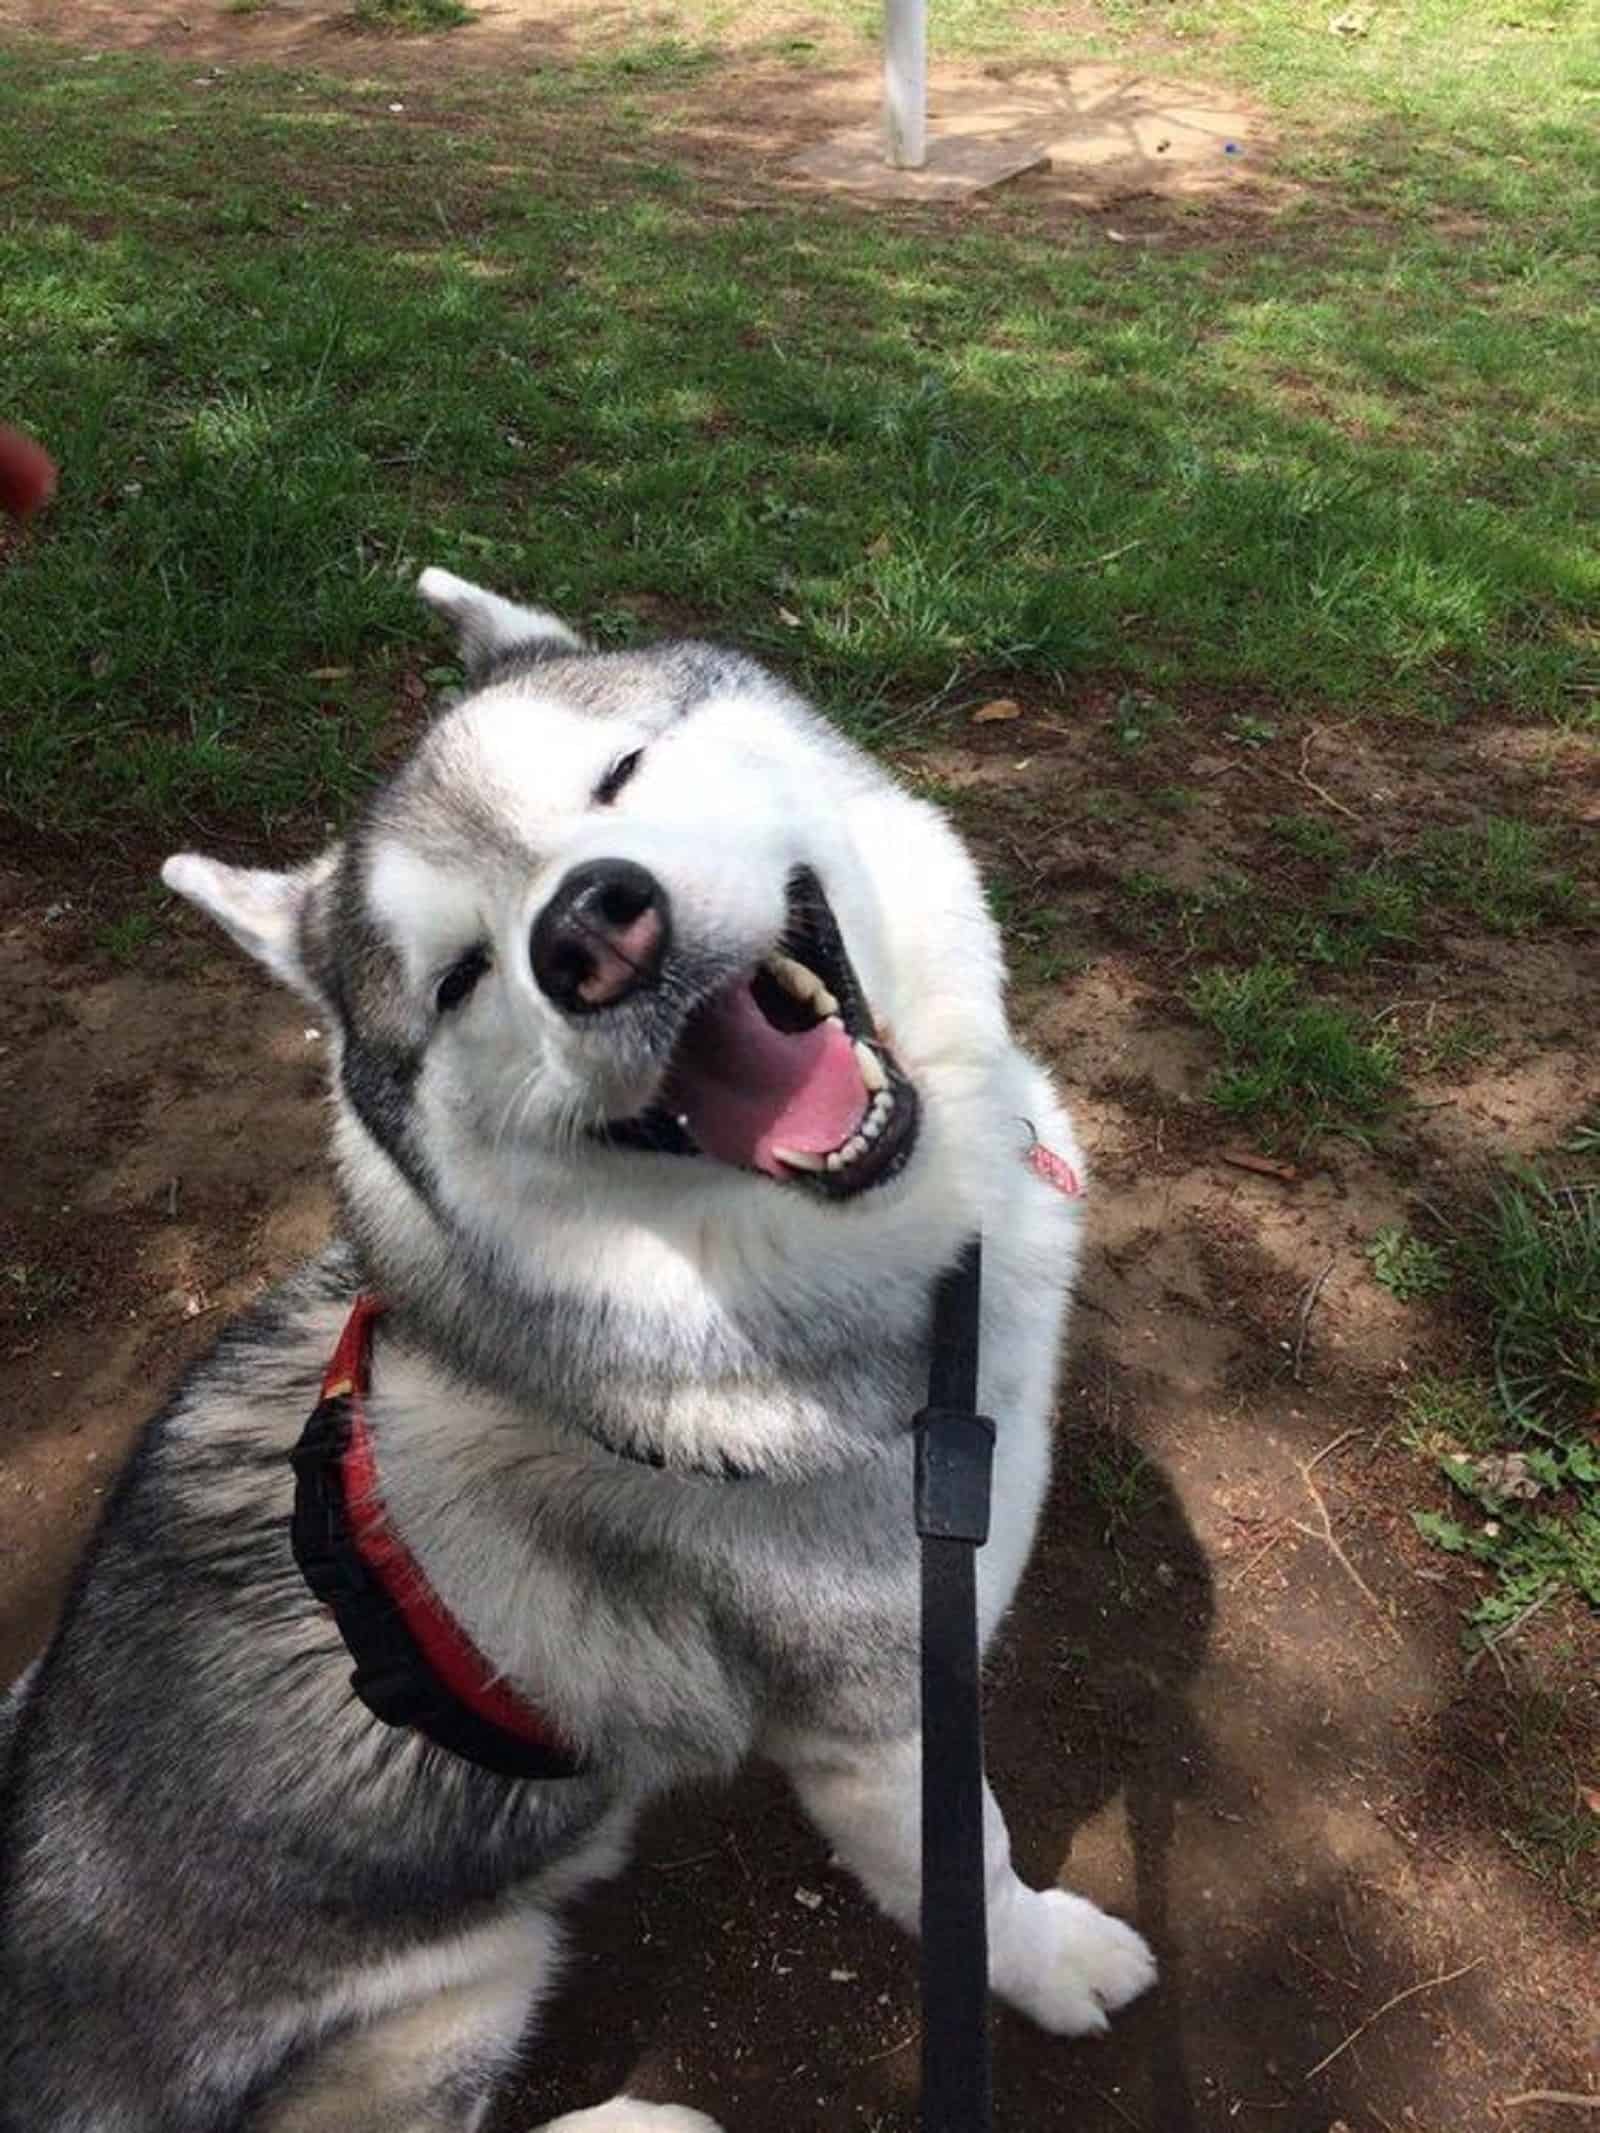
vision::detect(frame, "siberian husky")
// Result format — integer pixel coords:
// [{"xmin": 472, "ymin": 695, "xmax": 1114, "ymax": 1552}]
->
[{"xmin": 0, "ymin": 572, "xmax": 1155, "ymax": 2132}]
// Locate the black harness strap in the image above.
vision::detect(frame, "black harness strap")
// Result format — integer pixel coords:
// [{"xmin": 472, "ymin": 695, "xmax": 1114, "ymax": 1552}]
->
[{"xmin": 914, "ymin": 1237, "xmax": 994, "ymax": 2133}]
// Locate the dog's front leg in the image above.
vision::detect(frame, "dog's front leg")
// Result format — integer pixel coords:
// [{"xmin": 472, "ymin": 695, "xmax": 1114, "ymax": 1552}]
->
[{"xmin": 772, "ymin": 1730, "xmax": 1156, "ymax": 2037}]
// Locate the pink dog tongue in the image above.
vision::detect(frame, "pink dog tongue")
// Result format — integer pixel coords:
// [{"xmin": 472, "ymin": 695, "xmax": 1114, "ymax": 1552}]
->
[{"xmin": 670, "ymin": 984, "xmax": 867, "ymax": 1175}]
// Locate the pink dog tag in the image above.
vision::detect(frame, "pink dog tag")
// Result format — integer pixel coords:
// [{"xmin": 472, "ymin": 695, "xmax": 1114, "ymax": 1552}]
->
[{"xmin": 1026, "ymin": 1139, "xmax": 1082, "ymax": 1198}]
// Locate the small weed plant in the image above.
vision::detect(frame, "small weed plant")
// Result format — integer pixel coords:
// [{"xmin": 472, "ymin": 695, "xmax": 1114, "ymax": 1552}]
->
[
  {"xmin": 1367, "ymin": 1225, "xmax": 1451, "ymax": 1302},
  {"xmin": 1404, "ymin": 1160, "xmax": 1600, "ymax": 1649}
]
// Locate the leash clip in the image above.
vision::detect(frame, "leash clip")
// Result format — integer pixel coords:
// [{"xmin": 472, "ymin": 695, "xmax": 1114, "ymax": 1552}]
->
[{"xmin": 913, "ymin": 1406, "xmax": 996, "ymax": 1546}]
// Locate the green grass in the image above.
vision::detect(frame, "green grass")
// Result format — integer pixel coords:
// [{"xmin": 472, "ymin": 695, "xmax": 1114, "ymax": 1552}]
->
[
  {"xmin": 1416, "ymin": 819, "xmax": 1584, "ymax": 934},
  {"xmin": 1, "ymin": 1260, "xmax": 80, "ymax": 1330},
  {"xmin": 1431, "ymin": 1678, "xmax": 1599, "ymax": 1920},
  {"xmin": 0, "ymin": 3, "xmax": 1596, "ymax": 841},
  {"xmin": 1467, "ymin": 1168, "xmax": 1600, "ymax": 1432},
  {"xmin": 1186, "ymin": 961, "xmax": 1399, "ymax": 1144},
  {"xmin": 93, "ymin": 907, "xmax": 161, "ymax": 964},
  {"xmin": 352, "ymin": 0, "xmax": 473, "ymax": 28},
  {"xmin": 986, "ymin": 873, "xmax": 1076, "ymax": 986},
  {"xmin": 1404, "ymin": 1158, "xmax": 1600, "ymax": 1650},
  {"xmin": 1367, "ymin": 1224, "xmax": 1451, "ymax": 1301},
  {"xmin": 1109, "ymin": 690, "xmax": 1178, "ymax": 754},
  {"xmin": 1123, "ymin": 806, "xmax": 1583, "ymax": 987},
  {"xmin": 1270, "ymin": 814, "xmax": 1352, "ymax": 866}
]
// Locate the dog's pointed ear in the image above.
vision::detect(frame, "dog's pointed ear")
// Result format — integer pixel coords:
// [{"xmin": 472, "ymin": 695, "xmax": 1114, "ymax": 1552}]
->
[
  {"xmin": 160, "ymin": 851, "xmax": 332, "ymax": 1003},
  {"xmin": 417, "ymin": 567, "xmax": 582, "ymax": 680}
]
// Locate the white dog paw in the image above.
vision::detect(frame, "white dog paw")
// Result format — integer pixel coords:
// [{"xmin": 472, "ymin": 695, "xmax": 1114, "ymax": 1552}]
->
[
  {"xmin": 533, "ymin": 2101, "xmax": 725, "ymax": 2133},
  {"xmin": 992, "ymin": 1888, "xmax": 1158, "ymax": 2036}
]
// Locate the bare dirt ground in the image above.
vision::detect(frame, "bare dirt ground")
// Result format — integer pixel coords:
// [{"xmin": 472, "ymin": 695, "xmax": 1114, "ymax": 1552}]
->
[
  {"xmin": 2, "ymin": 7, "xmax": 1597, "ymax": 2130},
  {"xmin": 0, "ymin": 0, "xmax": 1271, "ymax": 214},
  {"xmin": 5, "ymin": 694, "xmax": 1597, "ymax": 2133}
]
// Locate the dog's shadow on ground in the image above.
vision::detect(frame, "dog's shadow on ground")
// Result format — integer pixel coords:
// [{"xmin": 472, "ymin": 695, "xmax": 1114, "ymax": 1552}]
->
[{"xmin": 499, "ymin": 1417, "xmax": 1212, "ymax": 2133}]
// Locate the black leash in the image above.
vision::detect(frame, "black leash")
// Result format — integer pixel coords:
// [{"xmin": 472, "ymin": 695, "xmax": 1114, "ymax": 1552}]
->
[{"xmin": 914, "ymin": 1236, "xmax": 994, "ymax": 2133}]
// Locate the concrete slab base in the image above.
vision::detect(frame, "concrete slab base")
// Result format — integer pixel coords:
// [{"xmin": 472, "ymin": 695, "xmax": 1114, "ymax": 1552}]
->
[
  {"xmin": 787, "ymin": 126, "xmax": 1050, "ymax": 201},
  {"xmin": 780, "ymin": 66, "xmax": 1264, "ymax": 209}
]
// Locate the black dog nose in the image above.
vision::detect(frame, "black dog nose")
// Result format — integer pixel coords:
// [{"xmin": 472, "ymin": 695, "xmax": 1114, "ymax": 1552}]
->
[{"xmin": 530, "ymin": 859, "xmax": 669, "ymax": 1013}]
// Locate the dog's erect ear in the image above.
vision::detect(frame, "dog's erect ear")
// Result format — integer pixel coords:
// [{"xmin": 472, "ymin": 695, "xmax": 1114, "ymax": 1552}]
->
[
  {"xmin": 417, "ymin": 567, "xmax": 582, "ymax": 680},
  {"xmin": 160, "ymin": 851, "xmax": 331, "ymax": 1003}
]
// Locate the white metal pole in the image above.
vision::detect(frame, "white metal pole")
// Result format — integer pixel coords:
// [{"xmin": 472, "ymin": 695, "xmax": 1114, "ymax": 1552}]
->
[{"xmin": 884, "ymin": 0, "xmax": 927, "ymax": 170}]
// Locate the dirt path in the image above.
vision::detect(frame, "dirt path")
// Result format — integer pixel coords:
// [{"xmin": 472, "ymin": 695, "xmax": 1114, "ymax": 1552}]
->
[{"xmin": 4, "ymin": 688, "xmax": 1595, "ymax": 2133}]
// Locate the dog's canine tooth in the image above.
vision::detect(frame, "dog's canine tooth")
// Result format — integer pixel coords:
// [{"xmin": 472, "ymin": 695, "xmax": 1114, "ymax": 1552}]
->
[
  {"xmin": 771, "ymin": 1145, "xmax": 827, "ymax": 1174},
  {"xmin": 839, "ymin": 1135, "xmax": 867, "ymax": 1165},
  {"xmin": 854, "ymin": 1040, "xmax": 886, "ymax": 1094},
  {"xmin": 766, "ymin": 953, "xmax": 837, "ymax": 1019}
]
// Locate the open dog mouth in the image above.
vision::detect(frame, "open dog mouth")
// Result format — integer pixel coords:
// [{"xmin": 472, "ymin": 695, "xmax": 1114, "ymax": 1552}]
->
[{"xmin": 599, "ymin": 869, "xmax": 919, "ymax": 1200}]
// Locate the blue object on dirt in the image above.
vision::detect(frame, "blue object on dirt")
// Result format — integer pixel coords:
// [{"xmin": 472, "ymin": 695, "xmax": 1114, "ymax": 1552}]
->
[{"xmin": 1224, "ymin": 141, "xmax": 1242, "ymax": 155}]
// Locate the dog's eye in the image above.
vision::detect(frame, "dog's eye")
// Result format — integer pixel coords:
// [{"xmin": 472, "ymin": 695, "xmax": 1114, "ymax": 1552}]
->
[
  {"xmin": 595, "ymin": 749, "xmax": 643, "ymax": 806},
  {"xmin": 435, "ymin": 945, "xmax": 490, "ymax": 1015}
]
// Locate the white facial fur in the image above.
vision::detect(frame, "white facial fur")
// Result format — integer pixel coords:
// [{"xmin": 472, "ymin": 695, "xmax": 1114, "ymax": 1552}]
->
[{"xmin": 164, "ymin": 572, "xmax": 1060, "ymax": 1337}]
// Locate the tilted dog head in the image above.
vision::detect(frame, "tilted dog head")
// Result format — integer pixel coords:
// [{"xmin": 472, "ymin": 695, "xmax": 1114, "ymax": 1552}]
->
[{"xmin": 165, "ymin": 572, "xmax": 1007, "ymax": 1280}]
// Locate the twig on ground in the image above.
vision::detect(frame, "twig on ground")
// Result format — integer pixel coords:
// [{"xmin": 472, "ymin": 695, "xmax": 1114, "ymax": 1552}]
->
[
  {"xmin": 1294, "ymin": 725, "xmax": 1362, "ymax": 821},
  {"xmin": 1228, "ymin": 1527, "xmax": 1288, "ymax": 1588},
  {"xmin": 1302, "ymin": 1955, "xmax": 1485, "ymax": 2082},
  {"xmin": 861, "ymin": 2028, "xmax": 918, "ymax": 2066},
  {"xmin": 1480, "ymin": 1629, "xmax": 1514, "ymax": 1691},
  {"xmin": 1305, "ymin": 1426, "xmax": 1359, "ymax": 1477},
  {"xmin": 1288, "ymin": 1938, "xmax": 1361, "ymax": 1994},
  {"xmin": 1222, "ymin": 1148, "xmax": 1300, "ymax": 1182},
  {"xmin": 1292, "ymin": 1449, "xmax": 1399, "ymax": 1639},
  {"xmin": 1292, "ymin": 1258, "xmax": 1338, "ymax": 1384},
  {"xmin": 1500, "ymin": 2093, "xmax": 1600, "ymax": 2111},
  {"xmin": 1087, "ymin": 2081, "xmax": 1144, "ymax": 2130},
  {"xmin": 1464, "ymin": 1582, "xmax": 1561, "ymax": 1679}
]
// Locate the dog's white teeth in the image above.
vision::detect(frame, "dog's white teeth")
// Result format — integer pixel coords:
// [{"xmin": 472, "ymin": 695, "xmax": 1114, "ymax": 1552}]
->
[
  {"xmin": 767, "ymin": 953, "xmax": 838, "ymax": 1019},
  {"xmin": 782, "ymin": 1088, "xmax": 895, "ymax": 1180},
  {"xmin": 854, "ymin": 1040, "xmax": 886, "ymax": 1094},
  {"xmin": 773, "ymin": 1145, "xmax": 828, "ymax": 1174}
]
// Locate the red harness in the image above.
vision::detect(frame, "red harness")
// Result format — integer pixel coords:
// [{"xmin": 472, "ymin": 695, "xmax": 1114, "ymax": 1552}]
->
[
  {"xmin": 291, "ymin": 1299, "xmax": 582, "ymax": 1780},
  {"xmin": 292, "ymin": 1137, "xmax": 1080, "ymax": 1779}
]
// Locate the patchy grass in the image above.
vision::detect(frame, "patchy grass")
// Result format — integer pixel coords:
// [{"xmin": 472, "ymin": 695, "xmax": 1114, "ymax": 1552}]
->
[
  {"xmin": 1395, "ymin": 1009, "xmax": 1496, "ymax": 1079},
  {"xmin": 1, "ymin": 1260, "xmax": 80, "ymax": 1332},
  {"xmin": 1, "ymin": 1, "xmax": 1597, "ymax": 840},
  {"xmin": 1270, "ymin": 813, "xmax": 1351, "ymax": 866},
  {"xmin": 93, "ymin": 907, "xmax": 162, "ymax": 965},
  {"xmin": 1186, "ymin": 961, "xmax": 1398, "ymax": 1145},
  {"xmin": 351, "ymin": 0, "xmax": 473, "ymax": 28},
  {"xmin": 1467, "ymin": 1167, "xmax": 1600, "ymax": 1432},
  {"xmin": 1109, "ymin": 690, "xmax": 1179, "ymax": 756},
  {"xmin": 987, "ymin": 872, "xmax": 1077, "ymax": 987},
  {"xmin": 1416, "ymin": 819, "xmax": 1584, "ymax": 935},
  {"xmin": 1404, "ymin": 1157, "xmax": 1600, "ymax": 1651},
  {"xmin": 1429, "ymin": 1681, "xmax": 1600, "ymax": 1922},
  {"xmin": 1117, "ymin": 806, "xmax": 1583, "ymax": 986}
]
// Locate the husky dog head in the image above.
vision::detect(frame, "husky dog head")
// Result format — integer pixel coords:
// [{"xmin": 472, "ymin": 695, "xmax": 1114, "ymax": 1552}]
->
[{"xmin": 165, "ymin": 572, "xmax": 1010, "ymax": 1338}]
